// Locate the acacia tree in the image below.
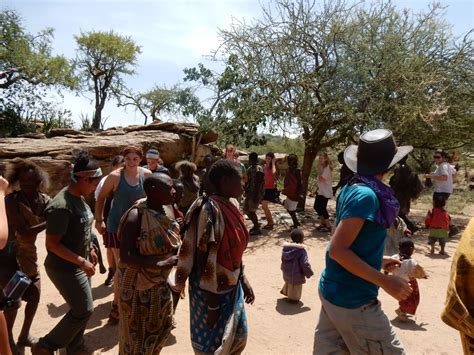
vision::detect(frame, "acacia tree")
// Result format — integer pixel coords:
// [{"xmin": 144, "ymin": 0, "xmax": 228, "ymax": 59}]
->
[
  {"xmin": 74, "ymin": 31, "xmax": 141, "ymax": 129},
  {"xmin": 344, "ymin": 2, "xmax": 473, "ymax": 170},
  {"xmin": 0, "ymin": 10, "xmax": 77, "ymax": 135},
  {"xmin": 118, "ymin": 85, "xmax": 202, "ymax": 124},
  {"xmin": 188, "ymin": 0, "xmax": 473, "ymax": 204}
]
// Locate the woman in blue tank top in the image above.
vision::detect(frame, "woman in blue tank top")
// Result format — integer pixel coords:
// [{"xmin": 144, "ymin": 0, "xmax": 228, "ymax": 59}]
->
[{"xmin": 94, "ymin": 145, "xmax": 152, "ymax": 324}]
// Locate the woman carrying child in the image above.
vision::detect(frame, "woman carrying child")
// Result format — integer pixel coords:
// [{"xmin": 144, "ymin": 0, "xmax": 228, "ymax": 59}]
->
[
  {"xmin": 173, "ymin": 159, "xmax": 255, "ymax": 354},
  {"xmin": 118, "ymin": 174, "xmax": 181, "ymax": 354},
  {"xmin": 280, "ymin": 229, "xmax": 313, "ymax": 302},
  {"xmin": 314, "ymin": 153, "xmax": 333, "ymax": 232},
  {"xmin": 1, "ymin": 159, "xmax": 50, "ymax": 351},
  {"xmin": 314, "ymin": 129, "xmax": 413, "ymax": 354}
]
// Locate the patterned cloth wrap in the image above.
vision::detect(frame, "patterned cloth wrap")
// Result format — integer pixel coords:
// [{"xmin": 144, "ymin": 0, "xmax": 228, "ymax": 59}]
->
[
  {"xmin": 174, "ymin": 195, "xmax": 250, "ymax": 354},
  {"xmin": 117, "ymin": 199, "xmax": 181, "ymax": 355},
  {"xmin": 441, "ymin": 218, "xmax": 474, "ymax": 355}
]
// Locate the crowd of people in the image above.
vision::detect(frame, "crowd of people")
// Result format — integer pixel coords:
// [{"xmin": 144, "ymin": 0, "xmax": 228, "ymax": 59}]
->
[{"xmin": 0, "ymin": 128, "xmax": 470, "ymax": 355}]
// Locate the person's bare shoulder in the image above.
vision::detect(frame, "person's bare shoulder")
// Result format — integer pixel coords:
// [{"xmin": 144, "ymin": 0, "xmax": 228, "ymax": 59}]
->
[
  {"xmin": 142, "ymin": 167, "xmax": 152, "ymax": 176},
  {"xmin": 99, "ymin": 169, "xmax": 121, "ymax": 194}
]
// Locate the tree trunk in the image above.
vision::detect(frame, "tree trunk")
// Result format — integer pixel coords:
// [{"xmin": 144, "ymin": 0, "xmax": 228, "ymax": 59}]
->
[
  {"xmin": 298, "ymin": 144, "xmax": 319, "ymax": 210},
  {"xmin": 92, "ymin": 109, "xmax": 101, "ymax": 130}
]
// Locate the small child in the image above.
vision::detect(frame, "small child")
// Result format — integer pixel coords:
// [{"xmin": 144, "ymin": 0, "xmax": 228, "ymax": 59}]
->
[
  {"xmin": 391, "ymin": 237, "xmax": 427, "ymax": 322},
  {"xmin": 282, "ymin": 154, "xmax": 303, "ymax": 229},
  {"xmin": 425, "ymin": 194, "xmax": 451, "ymax": 255},
  {"xmin": 280, "ymin": 229, "xmax": 313, "ymax": 302}
]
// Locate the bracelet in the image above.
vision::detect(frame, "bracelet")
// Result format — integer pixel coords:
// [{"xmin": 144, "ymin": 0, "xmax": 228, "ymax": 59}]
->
[{"xmin": 207, "ymin": 305, "xmax": 220, "ymax": 311}]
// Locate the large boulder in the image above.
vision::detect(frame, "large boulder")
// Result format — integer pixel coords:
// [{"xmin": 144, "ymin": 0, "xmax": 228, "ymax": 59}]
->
[{"xmin": 0, "ymin": 122, "xmax": 217, "ymax": 196}]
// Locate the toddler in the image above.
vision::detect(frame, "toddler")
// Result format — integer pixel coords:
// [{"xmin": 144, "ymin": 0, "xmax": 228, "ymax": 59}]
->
[
  {"xmin": 425, "ymin": 194, "xmax": 451, "ymax": 255},
  {"xmin": 391, "ymin": 237, "xmax": 427, "ymax": 321},
  {"xmin": 280, "ymin": 229, "xmax": 313, "ymax": 302}
]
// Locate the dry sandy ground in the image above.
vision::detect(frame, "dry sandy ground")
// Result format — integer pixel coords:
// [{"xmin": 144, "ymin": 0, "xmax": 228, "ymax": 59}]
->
[{"xmin": 13, "ymin": 201, "xmax": 470, "ymax": 355}]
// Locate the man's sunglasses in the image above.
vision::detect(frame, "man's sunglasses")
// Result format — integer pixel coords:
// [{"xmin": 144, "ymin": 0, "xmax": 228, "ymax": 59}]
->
[{"xmin": 433, "ymin": 156, "xmax": 442, "ymax": 159}]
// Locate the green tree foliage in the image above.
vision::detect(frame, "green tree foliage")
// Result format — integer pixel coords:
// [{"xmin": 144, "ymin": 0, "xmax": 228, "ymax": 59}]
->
[
  {"xmin": 74, "ymin": 31, "xmax": 141, "ymax": 130},
  {"xmin": 188, "ymin": 0, "xmax": 473, "ymax": 203},
  {"xmin": 0, "ymin": 9, "xmax": 76, "ymax": 136},
  {"xmin": 119, "ymin": 85, "xmax": 202, "ymax": 124},
  {"xmin": 0, "ymin": 10, "xmax": 76, "ymax": 90},
  {"xmin": 184, "ymin": 60, "xmax": 268, "ymax": 147}
]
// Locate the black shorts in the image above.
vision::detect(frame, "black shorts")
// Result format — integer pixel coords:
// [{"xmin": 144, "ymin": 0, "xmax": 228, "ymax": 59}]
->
[
  {"xmin": 433, "ymin": 192, "xmax": 450, "ymax": 203},
  {"xmin": 314, "ymin": 195, "xmax": 330, "ymax": 219},
  {"xmin": 263, "ymin": 188, "xmax": 279, "ymax": 203}
]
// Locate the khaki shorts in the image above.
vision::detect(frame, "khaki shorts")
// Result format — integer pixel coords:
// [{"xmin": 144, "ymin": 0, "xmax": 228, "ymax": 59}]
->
[{"xmin": 313, "ymin": 290, "xmax": 405, "ymax": 355}]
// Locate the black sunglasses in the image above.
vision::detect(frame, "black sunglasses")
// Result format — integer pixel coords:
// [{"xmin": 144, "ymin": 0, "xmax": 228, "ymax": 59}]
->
[{"xmin": 433, "ymin": 156, "xmax": 442, "ymax": 159}]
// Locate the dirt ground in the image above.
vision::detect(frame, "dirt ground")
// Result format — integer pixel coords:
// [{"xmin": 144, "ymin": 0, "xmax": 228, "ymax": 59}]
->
[{"xmin": 12, "ymin": 200, "xmax": 471, "ymax": 355}]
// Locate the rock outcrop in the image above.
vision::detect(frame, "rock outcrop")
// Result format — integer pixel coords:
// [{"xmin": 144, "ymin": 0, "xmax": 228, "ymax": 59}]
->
[{"xmin": 0, "ymin": 122, "xmax": 219, "ymax": 196}]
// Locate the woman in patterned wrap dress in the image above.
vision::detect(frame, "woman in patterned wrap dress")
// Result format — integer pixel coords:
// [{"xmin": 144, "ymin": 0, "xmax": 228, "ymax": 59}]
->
[{"xmin": 118, "ymin": 173, "xmax": 181, "ymax": 354}]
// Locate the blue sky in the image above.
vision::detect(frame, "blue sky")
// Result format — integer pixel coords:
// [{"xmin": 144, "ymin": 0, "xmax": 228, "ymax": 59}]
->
[{"xmin": 2, "ymin": 0, "xmax": 473, "ymax": 128}]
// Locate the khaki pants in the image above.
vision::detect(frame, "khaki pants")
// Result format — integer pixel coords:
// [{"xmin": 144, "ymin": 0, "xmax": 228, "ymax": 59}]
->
[{"xmin": 313, "ymin": 290, "xmax": 405, "ymax": 355}]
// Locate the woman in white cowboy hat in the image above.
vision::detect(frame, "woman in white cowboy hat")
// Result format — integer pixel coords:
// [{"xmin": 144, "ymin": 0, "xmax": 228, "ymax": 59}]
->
[{"xmin": 313, "ymin": 129, "xmax": 413, "ymax": 354}]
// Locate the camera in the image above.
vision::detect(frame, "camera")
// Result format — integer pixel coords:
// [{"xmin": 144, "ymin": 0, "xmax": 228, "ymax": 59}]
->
[{"xmin": 0, "ymin": 271, "xmax": 31, "ymax": 311}]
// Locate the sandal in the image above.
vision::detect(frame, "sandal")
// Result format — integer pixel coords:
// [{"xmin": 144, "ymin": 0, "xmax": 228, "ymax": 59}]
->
[
  {"xmin": 108, "ymin": 304, "xmax": 120, "ymax": 325},
  {"xmin": 316, "ymin": 225, "xmax": 330, "ymax": 232},
  {"xmin": 263, "ymin": 224, "xmax": 274, "ymax": 230},
  {"xmin": 17, "ymin": 335, "xmax": 38, "ymax": 348},
  {"xmin": 249, "ymin": 228, "xmax": 262, "ymax": 236}
]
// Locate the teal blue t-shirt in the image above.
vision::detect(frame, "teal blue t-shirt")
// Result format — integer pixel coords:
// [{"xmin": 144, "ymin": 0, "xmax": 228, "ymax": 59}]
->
[{"xmin": 319, "ymin": 184, "xmax": 386, "ymax": 308}]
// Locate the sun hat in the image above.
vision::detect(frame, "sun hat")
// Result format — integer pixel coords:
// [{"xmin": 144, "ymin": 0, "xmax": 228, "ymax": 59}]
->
[{"xmin": 344, "ymin": 129, "xmax": 413, "ymax": 175}]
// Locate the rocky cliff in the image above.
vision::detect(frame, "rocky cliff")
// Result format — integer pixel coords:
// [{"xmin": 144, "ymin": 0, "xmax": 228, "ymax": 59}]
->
[{"xmin": 0, "ymin": 121, "xmax": 219, "ymax": 196}]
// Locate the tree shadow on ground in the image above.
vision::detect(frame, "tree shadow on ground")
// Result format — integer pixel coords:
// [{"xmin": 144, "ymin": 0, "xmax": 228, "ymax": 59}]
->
[
  {"xmin": 275, "ymin": 298, "xmax": 311, "ymax": 315},
  {"xmin": 391, "ymin": 318, "xmax": 428, "ymax": 331}
]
